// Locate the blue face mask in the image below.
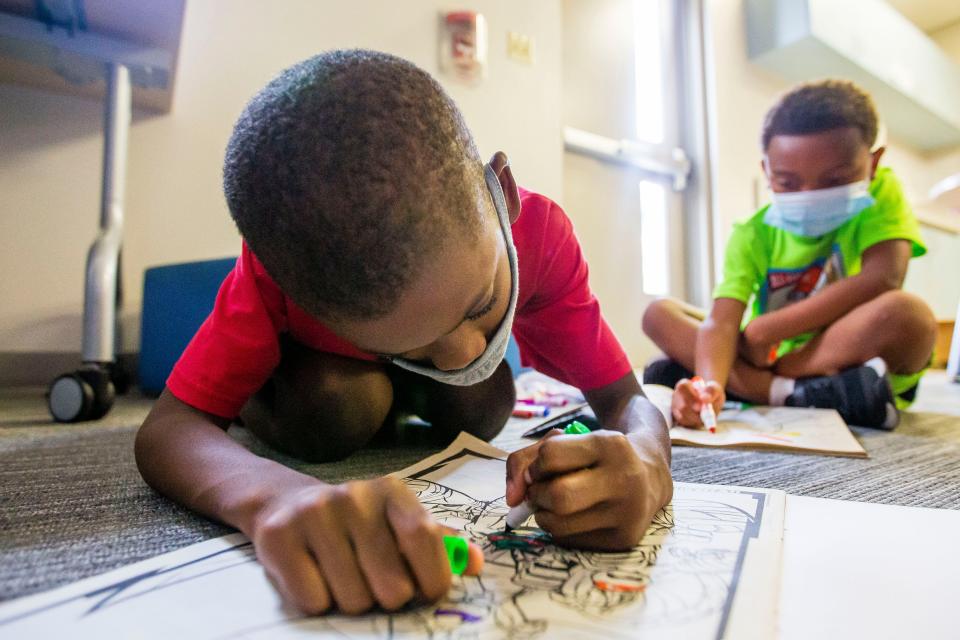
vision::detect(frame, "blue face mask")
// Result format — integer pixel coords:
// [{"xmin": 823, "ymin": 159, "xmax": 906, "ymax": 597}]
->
[{"xmin": 764, "ymin": 180, "xmax": 875, "ymax": 237}]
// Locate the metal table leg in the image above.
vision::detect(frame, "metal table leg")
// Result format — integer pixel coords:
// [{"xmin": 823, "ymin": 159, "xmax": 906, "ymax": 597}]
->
[{"xmin": 48, "ymin": 62, "xmax": 129, "ymax": 422}]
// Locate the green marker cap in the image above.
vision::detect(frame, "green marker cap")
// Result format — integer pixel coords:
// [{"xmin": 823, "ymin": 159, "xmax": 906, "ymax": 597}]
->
[
  {"xmin": 564, "ymin": 421, "xmax": 591, "ymax": 435},
  {"xmin": 443, "ymin": 535, "xmax": 468, "ymax": 575}
]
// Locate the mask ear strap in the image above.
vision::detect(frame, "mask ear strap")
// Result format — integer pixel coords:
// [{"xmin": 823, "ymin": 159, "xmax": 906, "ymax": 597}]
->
[{"xmin": 484, "ymin": 163, "xmax": 509, "ymax": 221}]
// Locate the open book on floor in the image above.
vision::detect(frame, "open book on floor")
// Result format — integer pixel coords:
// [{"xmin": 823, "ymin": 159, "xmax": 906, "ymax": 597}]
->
[
  {"xmin": 642, "ymin": 384, "xmax": 868, "ymax": 459},
  {"xmin": 512, "ymin": 371, "xmax": 866, "ymax": 458}
]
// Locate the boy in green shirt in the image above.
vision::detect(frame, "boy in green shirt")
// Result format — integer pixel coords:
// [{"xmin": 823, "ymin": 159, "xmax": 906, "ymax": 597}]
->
[{"xmin": 642, "ymin": 79, "xmax": 937, "ymax": 429}]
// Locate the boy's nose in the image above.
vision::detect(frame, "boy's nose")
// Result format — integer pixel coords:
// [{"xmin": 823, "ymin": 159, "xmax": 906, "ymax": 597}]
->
[{"xmin": 433, "ymin": 331, "xmax": 487, "ymax": 371}]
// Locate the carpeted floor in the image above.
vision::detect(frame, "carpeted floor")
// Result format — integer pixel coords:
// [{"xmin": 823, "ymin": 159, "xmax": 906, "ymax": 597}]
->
[{"xmin": 1, "ymin": 372, "xmax": 958, "ymax": 602}]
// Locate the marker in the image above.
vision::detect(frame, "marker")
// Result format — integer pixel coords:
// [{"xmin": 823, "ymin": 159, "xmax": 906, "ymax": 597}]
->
[
  {"xmin": 517, "ymin": 396, "xmax": 569, "ymax": 407},
  {"xmin": 443, "ymin": 535, "xmax": 468, "ymax": 575},
  {"xmin": 691, "ymin": 377, "xmax": 717, "ymax": 433},
  {"xmin": 562, "ymin": 420, "xmax": 591, "ymax": 434},
  {"xmin": 505, "ymin": 422, "xmax": 592, "ymax": 529},
  {"xmin": 768, "ymin": 342, "xmax": 781, "ymax": 364},
  {"xmin": 512, "ymin": 405, "xmax": 549, "ymax": 418}
]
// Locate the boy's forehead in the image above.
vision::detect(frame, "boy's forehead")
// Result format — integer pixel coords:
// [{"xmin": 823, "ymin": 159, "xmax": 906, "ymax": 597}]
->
[
  {"xmin": 765, "ymin": 127, "xmax": 868, "ymax": 170},
  {"xmin": 328, "ymin": 216, "xmax": 504, "ymax": 353}
]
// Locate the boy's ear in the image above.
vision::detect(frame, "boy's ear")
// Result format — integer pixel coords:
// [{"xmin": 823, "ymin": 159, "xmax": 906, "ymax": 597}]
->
[
  {"xmin": 869, "ymin": 146, "xmax": 885, "ymax": 181},
  {"xmin": 489, "ymin": 151, "xmax": 521, "ymax": 224}
]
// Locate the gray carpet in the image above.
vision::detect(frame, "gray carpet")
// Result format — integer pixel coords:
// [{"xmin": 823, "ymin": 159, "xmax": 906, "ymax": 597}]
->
[{"xmin": 2, "ymin": 372, "xmax": 959, "ymax": 603}]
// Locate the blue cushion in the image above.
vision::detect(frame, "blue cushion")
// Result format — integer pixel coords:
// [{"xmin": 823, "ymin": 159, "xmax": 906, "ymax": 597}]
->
[
  {"xmin": 139, "ymin": 256, "xmax": 526, "ymax": 394},
  {"xmin": 139, "ymin": 258, "xmax": 236, "ymax": 395},
  {"xmin": 505, "ymin": 334, "xmax": 524, "ymax": 378}
]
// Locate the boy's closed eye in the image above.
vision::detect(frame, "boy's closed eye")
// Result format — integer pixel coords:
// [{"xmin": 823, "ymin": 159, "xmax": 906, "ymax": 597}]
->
[
  {"xmin": 375, "ymin": 293, "xmax": 500, "ymax": 360},
  {"xmin": 465, "ymin": 293, "xmax": 498, "ymax": 322}
]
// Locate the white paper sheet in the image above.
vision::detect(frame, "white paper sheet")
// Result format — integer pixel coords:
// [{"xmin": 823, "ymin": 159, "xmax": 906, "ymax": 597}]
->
[
  {"xmin": 643, "ymin": 383, "xmax": 866, "ymax": 458},
  {"xmin": 779, "ymin": 496, "xmax": 960, "ymax": 640},
  {"xmin": 0, "ymin": 433, "xmax": 785, "ymax": 639}
]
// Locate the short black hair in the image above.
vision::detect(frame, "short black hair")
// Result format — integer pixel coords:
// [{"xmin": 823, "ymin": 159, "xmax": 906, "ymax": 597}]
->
[
  {"xmin": 223, "ymin": 49, "xmax": 485, "ymax": 320},
  {"xmin": 761, "ymin": 79, "xmax": 879, "ymax": 151}
]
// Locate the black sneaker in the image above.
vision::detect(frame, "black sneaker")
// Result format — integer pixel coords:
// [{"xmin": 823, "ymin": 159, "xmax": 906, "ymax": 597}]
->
[
  {"xmin": 642, "ymin": 357, "xmax": 694, "ymax": 388},
  {"xmin": 786, "ymin": 358, "xmax": 899, "ymax": 430},
  {"xmin": 642, "ymin": 357, "xmax": 753, "ymax": 404}
]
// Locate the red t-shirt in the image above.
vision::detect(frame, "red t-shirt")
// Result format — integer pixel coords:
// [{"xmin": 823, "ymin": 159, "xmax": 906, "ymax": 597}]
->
[{"xmin": 168, "ymin": 188, "xmax": 631, "ymax": 418}]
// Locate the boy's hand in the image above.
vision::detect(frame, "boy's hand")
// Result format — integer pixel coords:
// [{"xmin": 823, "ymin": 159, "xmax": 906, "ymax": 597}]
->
[
  {"xmin": 251, "ymin": 476, "xmax": 482, "ymax": 615},
  {"xmin": 504, "ymin": 429, "xmax": 672, "ymax": 550},
  {"xmin": 671, "ymin": 378, "xmax": 725, "ymax": 428}
]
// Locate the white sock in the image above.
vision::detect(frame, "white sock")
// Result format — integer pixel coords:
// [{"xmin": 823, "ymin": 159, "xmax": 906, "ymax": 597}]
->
[
  {"xmin": 769, "ymin": 376, "xmax": 796, "ymax": 406},
  {"xmin": 864, "ymin": 357, "xmax": 888, "ymax": 377}
]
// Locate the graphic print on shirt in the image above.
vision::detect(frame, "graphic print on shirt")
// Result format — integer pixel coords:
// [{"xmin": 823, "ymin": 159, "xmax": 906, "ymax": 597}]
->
[{"xmin": 760, "ymin": 244, "xmax": 845, "ymax": 314}]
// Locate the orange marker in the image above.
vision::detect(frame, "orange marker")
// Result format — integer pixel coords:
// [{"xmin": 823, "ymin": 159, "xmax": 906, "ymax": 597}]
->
[
  {"xmin": 768, "ymin": 342, "xmax": 781, "ymax": 364},
  {"xmin": 593, "ymin": 578, "xmax": 646, "ymax": 593}
]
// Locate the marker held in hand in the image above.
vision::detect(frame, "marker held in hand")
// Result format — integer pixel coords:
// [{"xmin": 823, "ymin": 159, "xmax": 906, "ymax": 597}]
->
[
  {"xmin": 691, "ymin": 377, "xmax": 717, "ymax": 433},
  {"xmin": 505, "ymin": 422, "xmax": 592, "ymax": 529},
  {"xmin": 443, "ymin": 535, "xmax": 468, "ymax": 575}
]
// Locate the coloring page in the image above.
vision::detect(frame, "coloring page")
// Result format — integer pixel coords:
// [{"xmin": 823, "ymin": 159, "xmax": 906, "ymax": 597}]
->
[{"xmin": 0, "ymin": 433, "xmax": 784, "ymax": 639}]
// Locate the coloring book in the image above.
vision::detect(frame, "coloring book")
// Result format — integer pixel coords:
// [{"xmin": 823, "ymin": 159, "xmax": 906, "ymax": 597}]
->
[
  {"xmin": 0, "ymin": 433, "xmax": 785, "ymax": 639},
  {"xmin": 643, "ymin": 384, "xmax": 868, "ymax": 458}
]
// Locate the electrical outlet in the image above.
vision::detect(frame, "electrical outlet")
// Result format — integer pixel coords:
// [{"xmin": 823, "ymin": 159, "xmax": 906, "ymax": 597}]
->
[{"xmin": 507, "ymin": 31, "xmax": 534, "ymax": 65}]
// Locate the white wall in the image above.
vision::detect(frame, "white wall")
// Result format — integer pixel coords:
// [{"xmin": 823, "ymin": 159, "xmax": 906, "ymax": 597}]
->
[
  {"xmin": 560, "ymin": 0, "xmax": 661, "ymax": 367},
  {"xmin": 0, "ymin": 0, "xmax": 562, "ymax": 354},
  {"xmin": 706, "ymin": 0, "xmax": 960, "ymax": 320},
  {"xmin": 4, "ymin": 0, "xmax": 956, "ymax": 364}
]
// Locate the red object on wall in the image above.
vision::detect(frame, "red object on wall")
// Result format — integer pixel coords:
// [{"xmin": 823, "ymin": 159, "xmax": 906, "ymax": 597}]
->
[{"xmin": 440, "ymin": 11, "xmax": 487, "ymax": 84}]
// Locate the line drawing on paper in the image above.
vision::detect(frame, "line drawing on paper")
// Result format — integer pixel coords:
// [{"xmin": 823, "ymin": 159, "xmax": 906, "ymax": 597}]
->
[{"xmin": 0, "ymin": 441, "xmax": 774, "ymax": 640}]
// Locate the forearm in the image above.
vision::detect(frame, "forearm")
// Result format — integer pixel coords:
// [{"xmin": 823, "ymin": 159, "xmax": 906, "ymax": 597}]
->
[
  {"xmin": 586, "ymin": 374, "xmax": 671, "ymax": 467},
  {"xmin": 750, "ymin": 272, "xmax": 896, "ymax": 344},
  {"xmin": 591, "ymin": 385, "xmax": 674, "ymax": 520},
  {"xmin": 134, "ymin": 390, "xmax": 322, "ymax": 535},
  {"xmin": 696, "ymin": 316, "xmax": 740, "ymax": 387}
]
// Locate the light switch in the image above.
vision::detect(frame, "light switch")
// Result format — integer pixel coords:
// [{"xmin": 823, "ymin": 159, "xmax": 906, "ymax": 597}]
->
[{"xmin": 507, "ymin": 31, "xmax": 534, "ymax": 65}]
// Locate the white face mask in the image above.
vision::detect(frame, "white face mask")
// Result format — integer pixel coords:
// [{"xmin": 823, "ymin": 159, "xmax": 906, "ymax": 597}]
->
[{"xmin": 386, "ymin": 164, "xmax": 518, "ymax": 386}]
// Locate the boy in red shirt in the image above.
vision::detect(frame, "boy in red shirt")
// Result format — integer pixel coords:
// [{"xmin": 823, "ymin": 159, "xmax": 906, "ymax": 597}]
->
[{"xmin": 135, "ymin": 50, "xmax": 672, "ymax": 616}]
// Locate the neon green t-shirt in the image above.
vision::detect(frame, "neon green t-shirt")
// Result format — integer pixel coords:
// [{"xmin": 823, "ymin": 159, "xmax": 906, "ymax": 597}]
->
[{"xmin": 713, "ymin": 167, "xmax": 926, "ymax": 361}]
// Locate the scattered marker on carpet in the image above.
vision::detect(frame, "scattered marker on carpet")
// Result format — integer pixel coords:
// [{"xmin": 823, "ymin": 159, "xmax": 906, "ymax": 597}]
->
[
  {"xmin": 512, "ymin": 405, "xmax": 550, "ymax": 418},
  {"xmin": 518, "ymin": 395, "xmax": 569, "ymax": 407}
]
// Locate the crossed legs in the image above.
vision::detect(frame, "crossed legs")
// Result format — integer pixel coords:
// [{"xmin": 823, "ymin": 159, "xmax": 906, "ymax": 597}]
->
[{"xmin": 641, "ymin": 290, "xmax": 937, "ymax": 404}]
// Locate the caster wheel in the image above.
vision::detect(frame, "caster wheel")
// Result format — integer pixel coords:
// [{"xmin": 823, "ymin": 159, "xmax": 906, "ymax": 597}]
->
[
  {"xmin": 109, "ymin": 362, "xmax": 132, "ymax": 395},
  {"xmin": 48, "ymin": 368, "xmax": 115, "ymax": 422}
]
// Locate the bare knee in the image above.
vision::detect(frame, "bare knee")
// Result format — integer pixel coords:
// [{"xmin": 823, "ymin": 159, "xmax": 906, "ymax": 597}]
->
[
  {"xmin": 642, "ymin": 297, "xmax": 681, "ymax": 343},
  {"xmin": 413, "ymin": 361, "xmax": 516, "ymax": 443},
  {"xmin": 873, "ymin": 290, "xmax": 937, "ymax": 372},
  {"xmin": 290, "ymin": 366, "xmax": 394, "ymax": 461},
  {"xmin": 451, "ymin": 363, "xmax": 515, "ymax": 442},
  {"xmin": 873, "ymin": 290, "xmax": 936, "ymax": 342},
  {"xmin": 245, "ymin": 351, "xmax": 394, "ymax": 463}
]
